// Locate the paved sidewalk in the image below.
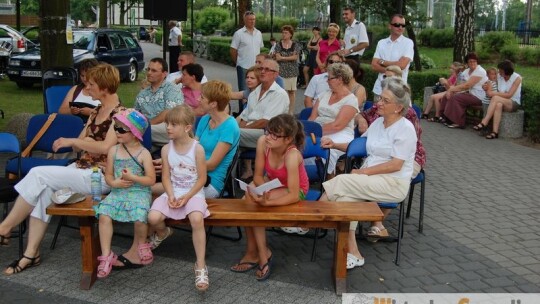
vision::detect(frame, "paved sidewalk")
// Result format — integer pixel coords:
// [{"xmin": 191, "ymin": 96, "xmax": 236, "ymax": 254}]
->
[{"xmin": 1, "ymin": 42, "xmax": 539, "ymax": 303}]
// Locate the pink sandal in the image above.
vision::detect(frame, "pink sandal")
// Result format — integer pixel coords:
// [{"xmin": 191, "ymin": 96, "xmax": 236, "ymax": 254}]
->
[
  {"xmin": 97, "ymin": 252, "xmax": 117, "ymax": 278},
  {"xmin": 138, "ymin": 243, "xmax": 154, "ymax": 265}
]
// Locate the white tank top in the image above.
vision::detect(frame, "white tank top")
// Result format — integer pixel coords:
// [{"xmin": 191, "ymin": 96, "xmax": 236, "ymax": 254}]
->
[{"xmin": 167, "ymin": 139, "xmax": 205, "ymax": 199}]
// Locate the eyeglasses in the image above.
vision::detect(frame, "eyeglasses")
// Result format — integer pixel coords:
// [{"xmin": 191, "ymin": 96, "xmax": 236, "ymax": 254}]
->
[
  {"xmin": 258, "ymin": 67, "xmax": 277, "ymax": 73},
  {"xmin": 327, "ymin": 60, "xmax": 341, "ymax": 65},
  {"xmin": 327, "ymin": 76, "xmax": 338, "ymax": 81},
  {"xmin": 375, "ymin": 95, "xmax": 395, "ymax": 105},
  {"xmin": 264, "ymin": 129, "xmax": 287, "ymax": 140},
  {"xmin": 391, "ymin": 23, "xmax": 406, "ymax": 28},
  {"xmin": 114, "ymin": 126, "xmax": 131, "ymax": 134}
]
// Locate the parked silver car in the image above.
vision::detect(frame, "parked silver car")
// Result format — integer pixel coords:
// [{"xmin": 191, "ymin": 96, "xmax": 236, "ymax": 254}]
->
[{"xmin": 0, "ymin": 24, "xmax": 36, "ymax": 54}]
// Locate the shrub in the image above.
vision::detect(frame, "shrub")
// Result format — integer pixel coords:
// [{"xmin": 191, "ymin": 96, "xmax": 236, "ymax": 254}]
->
[
  {"xmin": 430, "ymin": 28, "xmax": 454, "ymax": 48},
  {"xmin": 479, "ymin": 31, "xmax": 517, "ymax": 53},
  {"xmin": 418, "ymin": 28, "xmax": 435, "ymax": 46},
  {"xmin": 519, "ymin": 47, "xmax": 540, "ymax": 66},
  {"xmin": 195, "ymin": 7, "xmax": 230, "ymax": 36},
  {"xmin": 522, "ymin": 85, "xmax": 540, "ymax": 142},
  {"xmin": 500, "ymin": 44, "xmax": 520, "ymax": 62},
  {"xmin": 410, "ymin": 54, "xmax": 437, "ymax": 70}
]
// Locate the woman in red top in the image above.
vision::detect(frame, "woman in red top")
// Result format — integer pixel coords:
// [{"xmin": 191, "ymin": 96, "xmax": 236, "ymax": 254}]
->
[
  {"xmin": 230, "ymin": 114, "xmax": 308, "ymax": 281},
  {"xmin": 315, "ymin": 23, "xmax": 341, "ymax": 75}
]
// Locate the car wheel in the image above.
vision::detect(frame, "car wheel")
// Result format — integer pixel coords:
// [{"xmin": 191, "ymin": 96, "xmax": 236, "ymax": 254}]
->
[
  {"xmin": 126, "ymin": 62, "xmax": 137, "ymax": 82},
  {"xmin": 16, "ymin": 81, "xmax": 33, "ymax": 88}
]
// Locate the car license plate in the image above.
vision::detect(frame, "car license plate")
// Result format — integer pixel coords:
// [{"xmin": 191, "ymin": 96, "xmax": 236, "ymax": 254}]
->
[{"xmin": 21, "ymin": 70, "xmax": 42, "ymax": 77}]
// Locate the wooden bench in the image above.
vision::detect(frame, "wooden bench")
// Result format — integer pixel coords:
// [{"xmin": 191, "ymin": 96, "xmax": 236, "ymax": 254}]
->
[{"xmin": 47, "ymin": 197, "xmax": 383, "ymax": 295}]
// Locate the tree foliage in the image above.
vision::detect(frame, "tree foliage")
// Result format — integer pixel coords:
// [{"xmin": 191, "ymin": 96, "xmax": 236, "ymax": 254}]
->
[{"xmin": 196, "ymin": 7, "xmax": 229, "ymax": 35}]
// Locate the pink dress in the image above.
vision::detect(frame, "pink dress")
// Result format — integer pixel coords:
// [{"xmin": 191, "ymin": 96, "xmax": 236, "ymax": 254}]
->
[
  {"xmin": 182, "ymin": 87, "xmax": 202, "ymax": 110},
  {"xmin": 264, "ymin": 146, "xmax": 309, "ymax": 195},
  {"xmin": 150, "ymin": 140, "xmax": 210, "ymax": 219}
]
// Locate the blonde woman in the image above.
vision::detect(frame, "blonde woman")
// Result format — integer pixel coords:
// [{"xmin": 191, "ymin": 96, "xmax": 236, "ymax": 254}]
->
[{"xmin": 315, "ymin": 23, "xmax": 341, "ymax": 75}]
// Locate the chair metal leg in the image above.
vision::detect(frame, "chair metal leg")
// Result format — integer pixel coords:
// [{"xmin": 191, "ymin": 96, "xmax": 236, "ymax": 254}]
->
[
  {"xmin": 419, "ymin": 178, "xmax": 426, "ymax": 233},
  {"xmin": 394, "ymin": 202, "xmax": 405, "ymax": 266},
  {"xmin": 406, "ymin": 184, "xmax": 415, "ymax": 218},
  {"xmin": 50, "ymin": 216, "xmax": 67, "ymax": 250}
]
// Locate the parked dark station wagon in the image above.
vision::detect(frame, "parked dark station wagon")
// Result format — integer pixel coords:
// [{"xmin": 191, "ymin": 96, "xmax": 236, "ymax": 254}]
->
[{"xmin": 7, "ymin": 28, "xmax": 145, "ymax": 88}]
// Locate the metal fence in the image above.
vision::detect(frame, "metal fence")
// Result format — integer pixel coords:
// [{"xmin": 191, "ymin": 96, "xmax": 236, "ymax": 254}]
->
[{"xmin": 475, "ymin": 29, "xmax": 540, "ymax": 48}]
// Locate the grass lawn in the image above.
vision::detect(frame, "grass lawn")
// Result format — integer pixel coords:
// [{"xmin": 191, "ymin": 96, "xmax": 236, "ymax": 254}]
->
[{"xmin": 0, "ymin": 75, "xmax": 143, "ymax": 131}]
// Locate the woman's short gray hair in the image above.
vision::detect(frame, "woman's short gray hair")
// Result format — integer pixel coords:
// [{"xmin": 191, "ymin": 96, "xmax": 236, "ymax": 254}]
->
[
  {"xmin": 327, "ymin": 63, "xmax": 353, "ymax": 85},
  {"xmin": 381, "ymin": 76, "xmax": 411, "ymax": 116}
]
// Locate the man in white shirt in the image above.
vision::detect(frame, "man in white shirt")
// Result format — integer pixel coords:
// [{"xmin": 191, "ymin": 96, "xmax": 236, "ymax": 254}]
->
[
  {"xmin": 237, "ymin": 59, "xmax": 288, "ymax": 148},
  {"xmin": 166, "ymin": 51, "xmax": 208, "ymax": 85},
  {"xmin": 168, "ymin": 20, "xmax": 183, "ymax": 73},
  {"xmin": 230, "ymin": 11, "xmax": 264, "ymax": 92},
  {"xmin": 338, "ymin": 6, "xmax": 369, "ymax": 64},
  {"xmin": 371, "ymin": 14, "xmax": 414, "ymax": 98}
]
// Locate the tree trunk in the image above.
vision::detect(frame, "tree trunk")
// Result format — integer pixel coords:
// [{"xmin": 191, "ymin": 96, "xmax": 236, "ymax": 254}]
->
[
  {"xmin": 453, "ymin": 0, "xmax": 475, "ymax": 62},
  {"xmin": 238, "ymin": 0, "xmax": 249, "ymax": 27},
  {"xmin": 329, "ymin": 0, "xmax": 341, "ymax": 23},
  {"xmin": 406, "ymin": 22, "xmax": 421, "ymax": 71},
  {"xmin": 39, "ymin": 0, "xmax": 73, "ymax": 72},
  {"xmin": 119, "ymin": 1, "xmax": 126, "ymax": 26},
  {"xmin": 99, "ymin": 0, "xmax": 107, "ymax": 28}
]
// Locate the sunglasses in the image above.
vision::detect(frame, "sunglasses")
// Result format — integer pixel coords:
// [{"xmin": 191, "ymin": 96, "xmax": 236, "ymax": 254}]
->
[
  {"xmin": 391, "ymin": 23, "xmax": 406, "ymax": 28},
  {"xmin": 327, "ymin": 60, "xmax": 341, "ymax": 64},
  {"xmin": 114, "ymin": 126, "xmax": 131, "ymax": 134}
]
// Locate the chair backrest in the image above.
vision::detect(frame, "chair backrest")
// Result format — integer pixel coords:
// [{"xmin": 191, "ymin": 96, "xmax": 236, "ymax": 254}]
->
[
  {"xmin": 45, "ymin": 85, "xmax": 72, "ymax": 114},
  {"xmin": 219, "ymin": 146, "xmax": 240, "ymax": 198},
  {"xmin": 142, "ymin": 125, "xmax": 152, "ymax": 151},
  {"xmin": 303, "ymin": 136, "xmax": 329, "ymax": 188},
  {"xmin": 300, "ymin": 120, "xmax": 322, "ymax": 138},
  {"xmin": 0, "ymin": 132, "xmax": 21, "ymax": 176},
  {"xmin": 412, "ymin": 104, "xmax": 421, "ymax": 118},
  {"xmin": 299, "ymin": 107, "xmax": 313, "ymax": 120},
  {"xmin": 345, "ymin": 137, "xmax": 368, "ymax": 173},
  {"xmin": 363, "ymin": 101, "xmax": 373, "ymax": 111},
  {"xmin": 26, "ymin": 114, "xmax": 84, "ymax": 154},
  {"xmin": 42, "ymin": 67, "xmax": 78, "ymax": 113}
]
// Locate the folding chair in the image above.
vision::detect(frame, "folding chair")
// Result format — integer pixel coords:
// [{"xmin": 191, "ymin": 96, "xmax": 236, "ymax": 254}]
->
[
  {"xmin": 407, "ymin": 104, "xmax": 426, "ymax": 233},
  {"xmin": 345, "ymin": 136, "xmax": 405, "ymax": 266},
  {"xmin": 5, "ymin": 114, "xmax": 84, "ymax": 177},
  {"xmin": 42, "ymin": 67, "xmax": 78, "ymax": 114},
  {"xmin": 298, "ymin": 107, "xmax": 313, "ymax": 120},
  {"xmin": 0, "ymin": 133, "xmax": 25, "ymax": 257}
]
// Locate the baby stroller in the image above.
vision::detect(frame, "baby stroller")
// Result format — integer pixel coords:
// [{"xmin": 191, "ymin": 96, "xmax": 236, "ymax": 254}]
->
[{"xmin": 0, "ymin": 40, "xmax": 12, "ymax": 79}]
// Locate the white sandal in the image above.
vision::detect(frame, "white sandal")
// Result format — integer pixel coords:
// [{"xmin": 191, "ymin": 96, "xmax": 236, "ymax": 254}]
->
[
  {"xmin": 346, "ymin": 253, "xmax": 365, "ymax": 269},
  {"xmin": 194, "ymin": 264, "xmax": 209, "ymax": 291},
  {"xmin": 149, "ymin": 227, "xmax": 173, "ymax": 250}
]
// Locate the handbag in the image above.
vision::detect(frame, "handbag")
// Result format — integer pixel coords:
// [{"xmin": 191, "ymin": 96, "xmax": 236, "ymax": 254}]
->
[{"xmin": 433, "ymin": 82, "xmax": 446, "ymax": 94}]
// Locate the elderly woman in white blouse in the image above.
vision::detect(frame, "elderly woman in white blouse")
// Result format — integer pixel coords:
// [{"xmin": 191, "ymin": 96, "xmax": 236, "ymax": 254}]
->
[
  {"xmin": 308, "ymin": 63, "xmax": 358, "ymax": 176},
  {"xmin": 320, "ymin": 77, "xmax": 417, "ymax": 269}
]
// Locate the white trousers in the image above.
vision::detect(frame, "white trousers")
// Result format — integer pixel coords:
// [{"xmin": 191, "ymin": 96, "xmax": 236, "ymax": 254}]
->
[{"xmin": 14, "ymin": 164, "xmax": 110, "ymax": 223}]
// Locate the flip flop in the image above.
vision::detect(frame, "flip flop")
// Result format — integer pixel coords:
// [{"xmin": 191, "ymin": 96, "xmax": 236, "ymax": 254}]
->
[
  {"xmin": 112, "ymin": 254, "xmax": 144, "ymax": 270},
  {"xmin": 256, "ymin": 255, "xmax": 273, "ymax": 281},
  {"xmin": 230, "ymin": 261, "xmax": 258, "ymax": 273}
]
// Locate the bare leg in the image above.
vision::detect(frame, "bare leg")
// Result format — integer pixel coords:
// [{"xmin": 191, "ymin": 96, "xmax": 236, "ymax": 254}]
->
[
  {"xmin": 491, "ymin": 96, "xmax": 514, "ymax": 134},
  {"xmin": 347, "ymin": 230, "xmax": 363, "ymax": 259},
  {"xmin": 481, "ymin": 100, "xmax": 497, "ymax": 126},
  {"xmin": 253, "ymin": 226, "xmax": 272, "ymax": 278},
  {"xmin": 288, "ymin": 90, "xmax": 296, "ymax": 115},
  {"xmin": 230, "ymin": 226, "xmax": 259, "ymax": 271},
  {"xmin": 147, "ymin": 210, "xmax": 167, "ymax": 238},
  {"xmin": 240, "ymin": 160, "xmax": 253, "ymax": 179},
  {"xmin": 302, "ymin": 66, "xmax": 310, "ymax": 87},
  {"xmin": 98, "ymin": 215, "xmax": 113, "ymax": 256},
  {"xmin": 188, "ymin": 212, "xmax": 206, "ymax": 269},
  {"xmin": 0, "ymin": 196, "xmax": 34, "ymax": 237}
]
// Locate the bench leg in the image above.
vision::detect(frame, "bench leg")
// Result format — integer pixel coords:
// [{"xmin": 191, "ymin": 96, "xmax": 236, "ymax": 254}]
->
[
  {"xmin": 79, "ymin": 216, "xmax": 99, "ymax": 290},
  {"xmin": 333, "ymin": 222, "xmax": 349, "ymax": 295}
]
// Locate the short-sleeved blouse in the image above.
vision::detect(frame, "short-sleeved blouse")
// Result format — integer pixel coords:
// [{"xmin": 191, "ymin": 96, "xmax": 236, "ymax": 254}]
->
[
  {"xmin": 314, "ymin": 91, "xmax": 358, "ymax": 135},
  {"xmin": 317, "ymin": 39, "xmax": 341, "ymax": 66},
  {"xmin": 274, "ymin": 40, "xmax": 300, "ymax": 78}
]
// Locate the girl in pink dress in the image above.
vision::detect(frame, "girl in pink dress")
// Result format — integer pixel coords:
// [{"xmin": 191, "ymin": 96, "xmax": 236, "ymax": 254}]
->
[
  {"xmin": 147, "ymin": 105, "xmax": 210, "ymax": 291},
  {"xmin": 230, "ymin": 114, "xmax": 308, "ymax": 281}
]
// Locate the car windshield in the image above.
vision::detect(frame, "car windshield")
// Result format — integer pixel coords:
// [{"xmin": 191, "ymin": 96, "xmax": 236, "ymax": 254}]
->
[{"xmin": 73, "ymin": 32, "xmax": 95, "ymax": 50}]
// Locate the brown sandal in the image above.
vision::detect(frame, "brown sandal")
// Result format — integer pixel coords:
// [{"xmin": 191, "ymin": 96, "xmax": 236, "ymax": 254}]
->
[{"xmin": 486, "ymin": 132, "xmax": 498, "ymax": 139}]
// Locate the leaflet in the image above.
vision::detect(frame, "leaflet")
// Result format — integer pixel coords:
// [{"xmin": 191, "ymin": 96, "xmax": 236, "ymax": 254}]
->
[{"xmin": 236, "ymin": 178, "xmax": 282, "ymax": 196}]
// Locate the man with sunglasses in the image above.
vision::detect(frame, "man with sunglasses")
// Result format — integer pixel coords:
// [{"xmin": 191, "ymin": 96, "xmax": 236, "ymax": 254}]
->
[
  {"xmin": 231, "ymin": 11, "xmax": 264, "ymax": 92},
  {"xmin": 338, "ymin": 6, "xmax": 369, "ymax": 64},
  {"xmin": 371, "ymin": 14, "xmax": 414, "ymax": 99},
  {"xmin": 237, "ymin": 59, "xmax": 288, "ymax": 149}
]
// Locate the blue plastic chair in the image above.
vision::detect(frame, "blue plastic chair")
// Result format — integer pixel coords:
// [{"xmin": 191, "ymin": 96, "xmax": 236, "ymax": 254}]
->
[
  {"xmin": 345, "ymin": 136, "xmax": 405, "ymax": 266},
  {"xmin": 44, "ymin": 85, "xmax": 72, "ymax": 114},
  {"xmin": 363, "ymin": 101, "xmax": 373, "ymax": 111},
  {"xmin": 299, "ymin": 120, "xmax": 322, "ymax": 138},
  {"xmin": 0, "ymin": 133, "xmax": 25, "ymax": 257},
  {"xmin": 299, "ymin": 107, "xmax": 313, "ymax": 120},
  {"xmin": 6, "ymin": 114, "xmax": 84, "ymax": 176},
  {"xmin": 412, "ymin": 104, "xmax": 421, "ymax": 119}
]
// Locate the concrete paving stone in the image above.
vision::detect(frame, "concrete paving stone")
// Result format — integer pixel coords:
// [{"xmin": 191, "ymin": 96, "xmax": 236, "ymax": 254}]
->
[
  {"xmin": 399, "ymin": 286, "xmax": 426, "ymax": 293},
  {"xmin": 507, "ymin": 266, "xmax": 534, "ymax": 276},
  {"xmin": 430, "ymin": 273, "xmax": 464, "ymax": 284},
  {"xmin": 456, "ymin": 271, "xmax": 484, "ymax": 281},
  {"xmin": 522, "ymin": 274, "xmax": 540, "ymax": 284},
  {"xmin": 509, "ymin": 255, "xmax": 539, "ymax": 265},
  {"xmin": 483, "ymin": 277, "xmax": 519, "ymax": 288},
  {"xmin": 497, "ymin": 260, "xmax": 521, "ymax": 268},
  {"xmin": 517, "ymin": 283, "xmax": 540, "ymax": 293},
  {"xmin": 422, "ymin": 283, "xmax": 458, "ymax": 292},
  {"xmin": 436, "ymin": 263, "xmax": 464, "ymax": 274}
]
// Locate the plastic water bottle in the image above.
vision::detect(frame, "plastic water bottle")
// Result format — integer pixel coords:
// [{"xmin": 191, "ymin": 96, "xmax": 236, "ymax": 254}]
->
[{"xmin": 91, "ymin": 167, "xmax": 102, "ymax": 202}]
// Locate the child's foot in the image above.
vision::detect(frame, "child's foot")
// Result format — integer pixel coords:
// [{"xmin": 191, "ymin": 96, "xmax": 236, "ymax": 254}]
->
[
  {"xmin": 194, "ymin": 263, "xmax": 209, "ymax": 291},
  {"xmin": 149, "ymin": 226, "xmax": 173, "ymax": 250},
  {"xmin": 240, "ymin": 171, "xmax": 253, "ymax": 180},
  {"xmin": 97, "ymin": 252, "xmax": 117, "ymax": 278}
]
